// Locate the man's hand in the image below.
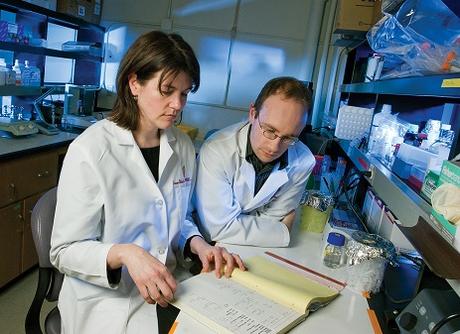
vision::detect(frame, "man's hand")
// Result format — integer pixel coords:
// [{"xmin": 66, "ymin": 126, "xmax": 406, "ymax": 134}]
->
[
  {"xmin": 107, "ymin": 244, "xmax": 176, "ymax": 307},
  {"xmin": 281, "ymin": 210, "xmax": 296, "ymax": 231},
  {"xmin": 189, "ymin": 236, "xmax": 245, "ymax": 278}
]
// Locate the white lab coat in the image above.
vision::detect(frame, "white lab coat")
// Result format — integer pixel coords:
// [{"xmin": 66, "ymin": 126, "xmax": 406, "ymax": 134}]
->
[
  {"xmin": 50, "ymin": 119, "xmax": 200, "ymax": 334},
  {"xmin": 194, "ymin": 122, "xmax": 315, "ymax": 247}
]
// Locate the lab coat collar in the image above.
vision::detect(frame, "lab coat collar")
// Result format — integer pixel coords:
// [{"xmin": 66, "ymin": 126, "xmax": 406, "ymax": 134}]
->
[
  {"xmin": 236, "ymin": 122, "xmax": 250, "ymax": 158},
  {"xmin": 243, "ymin": 162, "xmax": 288, "ymax": 211},
  {"xmin": 108, "ymin": 120, "xmax": 177, "ymax": 146},
  {"xmin": 235, "ymin": 122, "xmax": 291, "ymax": 211},
  {"xmin": 108, "ymin": 120, "xmax": 177, "ymax": 184}
]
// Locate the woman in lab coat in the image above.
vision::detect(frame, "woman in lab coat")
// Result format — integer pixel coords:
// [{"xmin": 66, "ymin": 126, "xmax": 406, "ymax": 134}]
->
[{"xmin": 50, "ymin": 30, "xmax": 244, "ymax": 334}]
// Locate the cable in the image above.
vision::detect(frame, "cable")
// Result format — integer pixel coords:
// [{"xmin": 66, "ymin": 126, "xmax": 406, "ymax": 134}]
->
[
  {"xmin": 338, "ymin": 166, "xmax": 368, "ymax": 233},
  {"xmin": 335, "ymin": 169, "xmax": 360, "ymax": 199},
  {"xmin": 344, "ymin": 183, "xmax": 369, "ymax": 233},
  {"xmin": 316, "ymin": 137, "xmax": 338, "ymax": 156},
  {"xmin": 430, "ymin": 313, "xmax": 460, "ymax": 334}
]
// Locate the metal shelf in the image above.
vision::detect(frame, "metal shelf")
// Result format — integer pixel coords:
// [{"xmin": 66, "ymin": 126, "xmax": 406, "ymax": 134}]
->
[
  {"xmin": 399, "ymin": 217, "xmax": 460, "ymax": 279},
  {"xmin": 0, "ymin": 42, "xmax": 102, "ymax": 62},
  {"xmin": 365, "ymin": 154, "xmax": 432, "ymax": 227},
  {"xmin": 0, "ymin": 0, "xmax": 105, "ymax": 32},
  {"xmin": 0, "ymin": 85, "xmax": 41, "ymax": 96},
  {"xmin": 338, "ymin": 140, "xmax": 371, "ymax": 176},
  {"xmin": 339, "ymin": 140, "xmax": 431, "ymax": 227},
  {"xmin": 338, "ymin": 140, "xmax": 460, "ymax": 284},
  {"xmin": 341, "ymin": 73, "xmax": 460, "ymax": 98}
]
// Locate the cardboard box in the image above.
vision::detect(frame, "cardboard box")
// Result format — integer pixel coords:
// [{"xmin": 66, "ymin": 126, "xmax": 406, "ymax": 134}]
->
[
  {"xmin": 420, "ymin": 170, "xmax": 439, "ymax": 203},
  {"xmin": 57, "ymin": 0, "xmax": 102, "ymax": 24},
  {"xmin": 362, "ymin": 188, "xmax": 375, "ymax": 220},
  {"xmin": 368, "ymin": 193, "xmax": 385, "ymax": 233},
  {"xmin": 430, "ymin": 160, "xmax": 460, "ymax": 251},
  {"xmin": 335, "ymin": 0, "xmax": 378, "ymax": 33},
  {"xmin": 378, "ymin": 208, "xmax": 414, "ymax": 251},
  {"xmin": 372, "ymin": 0, "xmax": 383, "ymax": 25}
]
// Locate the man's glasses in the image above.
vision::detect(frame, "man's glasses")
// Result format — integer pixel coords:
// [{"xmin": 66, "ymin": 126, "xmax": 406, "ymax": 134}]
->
[{"xmin": 256, "ymin": 117, "xmax": 299, "ymax": 146}]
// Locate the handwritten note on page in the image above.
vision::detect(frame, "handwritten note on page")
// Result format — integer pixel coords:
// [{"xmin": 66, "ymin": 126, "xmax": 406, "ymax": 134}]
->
[{"xmin": 173, "ymin": 272, "xmax": 305, "ymax": 334}]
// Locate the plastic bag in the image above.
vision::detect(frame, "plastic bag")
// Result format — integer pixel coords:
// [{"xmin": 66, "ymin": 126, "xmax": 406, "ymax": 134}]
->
[{"xmin": 367, "ymin": 0, "xmax": 460, "ymax": 79}]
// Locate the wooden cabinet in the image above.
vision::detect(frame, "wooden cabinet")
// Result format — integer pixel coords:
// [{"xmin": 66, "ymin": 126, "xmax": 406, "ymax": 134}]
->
[
  {"xmin": 0, "ymin": 150, "xmax": 58, "ymax": 208},
  {"xmin": 0, "ymin": 202, "xmax": 23, "ymax": 287},
  {"xmin": 0, "ymin": 146, "xmax": 67, "ymax": 288}
]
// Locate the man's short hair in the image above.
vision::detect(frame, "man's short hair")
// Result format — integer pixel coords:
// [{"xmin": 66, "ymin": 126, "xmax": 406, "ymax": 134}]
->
[{"xmin": 253, "ymin": 77, "xmax": 312, "ymax": 117}]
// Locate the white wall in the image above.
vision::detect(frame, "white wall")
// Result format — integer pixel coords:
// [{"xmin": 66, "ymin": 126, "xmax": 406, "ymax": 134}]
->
[{"xmin": 98, "ymin": 0, "xmax": 330, "ymax": 138}]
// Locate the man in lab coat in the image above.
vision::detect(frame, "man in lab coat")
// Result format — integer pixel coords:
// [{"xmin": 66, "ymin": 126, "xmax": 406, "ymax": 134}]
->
[{"xmin": 194, "ymin": 77, "xmax": 315, "ymax": 247}]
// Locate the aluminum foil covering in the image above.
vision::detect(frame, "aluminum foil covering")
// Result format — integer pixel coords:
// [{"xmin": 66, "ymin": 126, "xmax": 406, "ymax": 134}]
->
[
  {"xmin": 346, "ymin": 231, "xmax": 397, "ymax": 266},
  {"xmin": 299, "ymin": 190, "xmax": 334, "ymax": 212}
]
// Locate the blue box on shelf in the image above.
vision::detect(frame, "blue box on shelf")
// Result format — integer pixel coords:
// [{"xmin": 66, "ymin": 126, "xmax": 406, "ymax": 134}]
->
[{"xmin": 392, "ymin": 156, "xmax": 412, "ymax": 179}]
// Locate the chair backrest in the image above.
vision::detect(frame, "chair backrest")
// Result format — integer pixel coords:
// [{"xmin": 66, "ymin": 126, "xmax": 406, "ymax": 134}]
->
[
  {"xmin": 26, "ymin": 187, "xmax": 62, "ymax": 334},
  {"xmin": 31, "ymin": 187, "xmax": 57, "ymax": 269}
]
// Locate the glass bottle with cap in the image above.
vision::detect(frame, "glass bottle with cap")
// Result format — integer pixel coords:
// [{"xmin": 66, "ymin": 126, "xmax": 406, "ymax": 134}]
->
[{"xmin": 323, "ymin": 232, "xmax": 346, "ymax": 269}]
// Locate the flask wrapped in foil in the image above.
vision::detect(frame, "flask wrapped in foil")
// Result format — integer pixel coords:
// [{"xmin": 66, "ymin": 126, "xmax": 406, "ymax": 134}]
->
[
  {"xmin": 345, "ymin": 231, "xmax": 397, "ymax": 293},
  {"xmin": 299, "ymin": 191, "xmax": 334, "ymax": 233},
  {"xmin": 300, "ymin": 190, "xmax": 334, "ymax": 212},
  {"xmin": 346, "ymin": 231, "xmax": 397, "ymax": 266}
]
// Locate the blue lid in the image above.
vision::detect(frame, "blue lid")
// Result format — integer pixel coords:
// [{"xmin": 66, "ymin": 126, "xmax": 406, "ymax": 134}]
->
[{"xmin": 327, "ymin": 232, "xmax": 345, "ymax": 246}]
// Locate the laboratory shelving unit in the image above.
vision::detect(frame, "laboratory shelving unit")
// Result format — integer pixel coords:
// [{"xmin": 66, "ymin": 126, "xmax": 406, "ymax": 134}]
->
[
  {"xmin": 0, "ymin": 0, "xmax": 104, "ymax": 288},
  {"xmin": 337, "ymin": 44, "xmax": 460, "ymax": 294},
  {"xmin": 0, "ymin": 0, "xmax": 105, "ymax": 93}
]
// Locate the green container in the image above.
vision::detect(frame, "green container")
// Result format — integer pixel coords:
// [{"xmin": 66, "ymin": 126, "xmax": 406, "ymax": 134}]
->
[{"xmin": 300, "ymin": 204, "xmax": 333, "ymax": 233}]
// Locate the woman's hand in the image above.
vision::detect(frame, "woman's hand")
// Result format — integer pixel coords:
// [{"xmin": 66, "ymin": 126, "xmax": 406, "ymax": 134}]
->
[
  {"xmin": 107, "ymin": 244, "xmax": 176, "ymax": 307},
  {"xmin": 189, "ymin": 236, "xmax": 245, "ymax": 278}
]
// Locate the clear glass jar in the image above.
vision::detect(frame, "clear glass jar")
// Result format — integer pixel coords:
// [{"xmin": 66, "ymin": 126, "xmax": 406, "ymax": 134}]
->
[{"xmin": 323, "ymin": 232, "xmax": 346, "ymax": 269}]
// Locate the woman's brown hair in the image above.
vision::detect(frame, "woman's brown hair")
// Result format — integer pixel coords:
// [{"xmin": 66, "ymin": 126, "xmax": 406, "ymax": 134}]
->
[{"xmin": 110, "ymin": 31, "xmax": 200, "ymax": 130}]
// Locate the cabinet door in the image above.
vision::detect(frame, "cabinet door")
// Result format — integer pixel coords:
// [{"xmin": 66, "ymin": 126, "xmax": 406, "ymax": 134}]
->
[
  {"xmin": 22, "ymin": 193, "xmax": 43, "ymax": 272},
  {"xmin": 0, "ymin": 150, "xmax": 58, "ymax": 207},
  {"xmin": 0, "ymin": 202, "xmax": 23, "ymax": 287}
]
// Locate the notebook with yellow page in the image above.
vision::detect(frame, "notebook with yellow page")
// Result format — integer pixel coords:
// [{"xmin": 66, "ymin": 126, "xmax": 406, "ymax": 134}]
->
[{"xmin": 172, "ymin": 256, "xmax": 340, "ymax": 334}]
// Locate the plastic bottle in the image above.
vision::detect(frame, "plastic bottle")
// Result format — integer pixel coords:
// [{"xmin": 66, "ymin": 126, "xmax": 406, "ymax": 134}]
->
[
  {"xmin": 5, "ymin": 65, "xmax": 15, "ymax": 85},
  {"xmin": 21, "ymin": 60, "xmax": 31, "ymax": 86},
  {"xmin": 12, "ymin": 59, "xmax": 22, "ymax": 86},
  {"xmin": 28, "ymin": 62, "xmax": 41, "ymax": 87},
  {"xmin": 323, "ymin": 232, "xmax": 346, "ymax": 269},
  {"xmin": 0, "ymin": 58, "xmax": 7, "ymax": 86},
  {"xmin": 369, "ymin": 104, "xmax": 393, "ymax": 159}
]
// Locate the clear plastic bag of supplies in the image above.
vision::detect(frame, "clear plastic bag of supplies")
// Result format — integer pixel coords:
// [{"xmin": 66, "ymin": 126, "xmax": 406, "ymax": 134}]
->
[
  {"xmin": 368, "ymin": 105, "xmax": 410, "ymax": 163},
  {"xmin": 367, "ymin": 0, "xmax": 460, "ymax": 79}
]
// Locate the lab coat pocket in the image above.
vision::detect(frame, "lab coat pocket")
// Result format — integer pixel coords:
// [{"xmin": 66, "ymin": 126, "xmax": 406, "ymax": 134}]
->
[{"xmin": 173, "ymin": 179, "xmax": 192, "ymax": 225}]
